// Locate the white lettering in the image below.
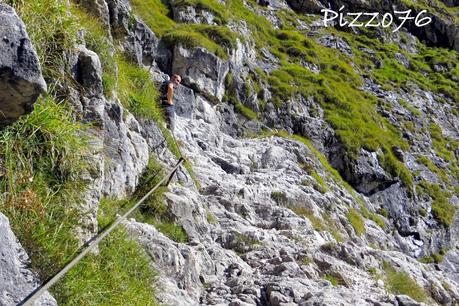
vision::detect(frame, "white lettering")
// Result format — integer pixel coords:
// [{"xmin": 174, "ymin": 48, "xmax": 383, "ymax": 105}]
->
[
  {"xmin": 348, "ymin": 12, "xmax": 364, "ymax": 27},
  {"xmin": 381, "ymin": 13, "xmax": 393, "ymax": 28},
  {"xmin": 393, "ymin": 10, "xmax": 414, "ymax": 32},
  {"xmin": 363, "ymin": 12, "xmax": 380, "ymax": 27},
  {"xmin": 321, "ymin": 8, "xmax": 339, "ymax": 27},
  {"xmin": 415, "ymin": 10, "xmax": 432, "ymax": 27},
  {"xmin": 320, "ymin": 8, "xmax": 430, "ymax": 31}
]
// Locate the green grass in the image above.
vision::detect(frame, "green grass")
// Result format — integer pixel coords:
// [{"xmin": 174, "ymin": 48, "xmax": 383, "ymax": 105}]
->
[
  {"xmin": 310, "ymin": 170, "xmax": 328, "ymax": 193},
  {"xmin": 116, "ymin": 55, "xmax": 162, "ymax": 120},
  {"xmin": 130, "ymin": 0, "xmax": 239, "ymax": 59},
  {"xmin": 163, "ymin": 25, "xmax": 229, "ymax": 59},
  {"xmin": 290, "ymin": 206, "xmax": 325, "ymax": 231},
  {"xmin": 154, "ymin": 221, "xmax": 189, "ymax": 243},
  {"xmin": 51, "ymin": 197, "xmax": 158, "ymax": 304},
  {"xmin": 130, "ymin": 0, "xmax": 176, "ymax": 36},
  {"xmin": 172, "ymin": 0, "xmax": 229, "ymax": 24},
  {"xmin": 0, "ymin": 95, "xmax": 89, "ymax": 280},
  {"xmin": 69, "ymin": 3, "xmax": 117, "ymax": 97},
  {"xmin": 9, "ymin": 0, "xmax": 78, "ymax": 85},
  {"xmin": 271, "ymin": 191, "xmax": 288, "ymax": 205},
  {"xmin": 52, "ymin": 228, "xmax": 158, "ymax": 305},
  {"xmin": 416, "ymin": 155, "xmax": 449, "ymax": 183},
  {"xmin": 419, "ymin": 249, "xmax": 446, "ymax": 264},
  {"xmin": 429, "ymin": 123, "xmax": 459, "ymax": 163},
  {"xmin": 235, "ymin": 103, "xmax": 258, "ymax": 120},
  {"xmin": 286, "ymin": 206, "xmax": 344, "ymax": 242},
  {"xmin": 234, "ymin": 232, "xmax": 262, "ymax": 252},
  {"xmin": 206, "ymin": 208, "xmax": 217, "ymax": 224},
  {"xmin": 417, "ymin": 181, "xmax": 456, "ymax": 227},
  {"xmin": 323, "ymin": 273, "xmax": 346, "ymax": 286},
  {"xmin": 346, "ymin": 208, "xmax": 365, "ymax": 236},
  {"xmin": 383, "ymin": 262, "xmax": 429, "ymax": 302},
  {"xmin": 132, "ymin": 157, "xmax": 189, "ymax": 243}
]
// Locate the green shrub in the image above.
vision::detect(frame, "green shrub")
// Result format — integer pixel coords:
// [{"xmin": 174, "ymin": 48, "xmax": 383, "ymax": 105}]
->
[{"xmin": 271, "ymin": 191, "xmax": 288, "ymax": 205}]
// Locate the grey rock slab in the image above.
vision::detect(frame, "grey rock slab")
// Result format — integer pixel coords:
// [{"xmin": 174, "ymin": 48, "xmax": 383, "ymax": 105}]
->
[
  {"xmin": 0, "ymin": 213, "xmax": 56, "ymax": 306},
  {"xmin": 0, "ymin": 4, "xmax": 47, "ymax": 126},
  {"xmin": 172, "ymin": 45, "xmax": 229, "ymax": 103}
]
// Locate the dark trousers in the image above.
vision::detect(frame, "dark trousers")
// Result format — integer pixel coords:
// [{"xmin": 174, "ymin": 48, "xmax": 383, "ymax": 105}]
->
[{"xmin": 163, "ymin": 104, "xmax": 176, "ymax": 133}]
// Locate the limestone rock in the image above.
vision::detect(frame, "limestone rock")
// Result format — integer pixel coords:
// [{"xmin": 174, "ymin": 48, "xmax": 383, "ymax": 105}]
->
[
  {"xmin": 0, "ymin": 4, "xmax": 47, "ymax": 126},
  {"xmin": 0, "ymin": 213, "xmax": 56, "ymax": 306},
  {"xmin": 172, "ymin": 45, "xmax": 229, "ymax": 103},
  {"xmin": 106, "ymin": 0, "xmax": 158, "ymax": 65},
  {"xmin": 75, "ymin": 0, "xmax": 111, "ymax": 27}
]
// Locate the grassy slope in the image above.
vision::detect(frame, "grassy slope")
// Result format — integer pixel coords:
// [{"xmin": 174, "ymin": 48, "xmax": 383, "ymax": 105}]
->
[
  {"xmin": 0, "ymin": 0, "xmax": 457, "ymax": 303},
  {"xmin": 0, "ymin": 1, "xmax": 159, "ymax": 304}
]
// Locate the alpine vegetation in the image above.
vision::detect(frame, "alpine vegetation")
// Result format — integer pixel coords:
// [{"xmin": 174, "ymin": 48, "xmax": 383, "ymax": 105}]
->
[{"xmin": 0, "ymin": 0, "xmax": 458, "ymax": 305}]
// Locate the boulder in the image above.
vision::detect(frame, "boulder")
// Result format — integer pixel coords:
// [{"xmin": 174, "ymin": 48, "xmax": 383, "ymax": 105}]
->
[
  {"xmin": 172, "ymin": 45, "xmax": 229, "ymax": 103},
  {"xmin": 73, "ymin": 45, "xmax": 104, "ymax": 97},
  {"xmin": 106, "ymin": 0, "xmax": 158, "ymax": 65},
  {"xmin": 0, "ymin": 213, "xmax": 56, "ymax": 306},
  {"xmin": 329, "ymin": 147, "xmax": 394, "ymax": 195},
  {"xmin": 173, "ymin": 84, "xmax": 196, "ymax": 119},
  {"xmin": 0, "ymin": 4, "xmax": 47, "ymax": 126}
]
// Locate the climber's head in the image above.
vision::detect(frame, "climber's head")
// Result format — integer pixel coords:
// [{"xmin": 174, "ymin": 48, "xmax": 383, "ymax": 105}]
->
[{"xmin": 171, "ymin": 74, "xmax": 181, "ymax": 85}]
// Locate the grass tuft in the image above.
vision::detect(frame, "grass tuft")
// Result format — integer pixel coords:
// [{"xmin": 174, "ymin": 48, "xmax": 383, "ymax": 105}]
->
[
  {"xmin": 383, "ymin": 262, "xmax": 428, "ymax": 302},
  {"xmin": 346, "ymin": 208, "xmax": 365, "ymax": 236},
  {"xmin": 0, "ymin": 95, "xmax": 89, "ymax": 280}
]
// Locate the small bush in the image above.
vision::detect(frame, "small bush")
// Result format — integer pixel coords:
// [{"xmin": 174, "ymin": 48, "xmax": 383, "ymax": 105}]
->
[
  {"xmin": 419, "ymin": 249, "xmax": 446, "ymax": 264},
  {"xmin": 271, "ymin": 191, "xmax": 288, "ymax": 205}
]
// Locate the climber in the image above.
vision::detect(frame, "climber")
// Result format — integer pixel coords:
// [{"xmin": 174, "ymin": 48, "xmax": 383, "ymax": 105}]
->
[{"xmin": 161, "ymin": 74, "xmax": 182, "ymax": 133}]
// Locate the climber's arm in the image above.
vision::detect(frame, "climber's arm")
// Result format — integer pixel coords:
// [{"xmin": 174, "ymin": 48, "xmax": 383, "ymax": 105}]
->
[{"xmin": 167, "ymin": 83, "xmax": 174, "ymax": 105}]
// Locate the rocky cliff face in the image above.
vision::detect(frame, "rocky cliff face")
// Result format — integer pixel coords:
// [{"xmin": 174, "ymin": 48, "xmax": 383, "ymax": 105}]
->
[{"xmin": 0, "ymin": 0, "xmax": 458, "ymax": 305}]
